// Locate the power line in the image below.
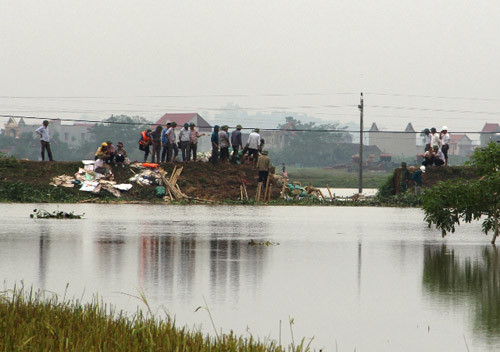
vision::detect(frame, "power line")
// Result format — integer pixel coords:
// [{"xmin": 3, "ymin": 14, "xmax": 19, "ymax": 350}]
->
[
  {"xmin": 0, "ymin": 114, "xmax": 494, "ymax": 134},
  {"xmin": 368, "ymin": 105, "xmax": 500, "ymax": 115},
  {"xmin": 365, "ymin": 92, "xmax": 500, "ymax": 102}
]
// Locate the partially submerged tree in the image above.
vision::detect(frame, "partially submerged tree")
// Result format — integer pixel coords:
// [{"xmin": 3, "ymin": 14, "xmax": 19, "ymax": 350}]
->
[{"xmin": 422, "ymin": 142, "xmax": 500, "ymax": 244}]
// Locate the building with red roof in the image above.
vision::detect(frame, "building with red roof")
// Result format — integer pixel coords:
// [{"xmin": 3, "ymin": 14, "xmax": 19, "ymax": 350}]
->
[
  {"xmin": 480, "ymin": 123, "xmax": 500, "ymax": 146},
  {"xmin": 154, "ymin": 113, "xmax": 211, "ymax": 129},
  {"xmin": 449, "ymin": 134, "xmax": 474, "ymax": 156},
  {"xmin": 154, "ymin": 113, "xmax": 212, "ymax": 152}
]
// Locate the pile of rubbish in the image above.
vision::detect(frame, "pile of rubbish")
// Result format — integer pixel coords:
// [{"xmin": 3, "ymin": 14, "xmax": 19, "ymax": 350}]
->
[
  {"xmin": 128, "ymin": 163, "xmax": 211, "ymax": 203},
  {"xmin": 281, "ymin": 181, "xmax": 332, "ymax": 201},
  {"xmin": 50, "ymin": 160, "xmax": 132, "ymax": 198}
]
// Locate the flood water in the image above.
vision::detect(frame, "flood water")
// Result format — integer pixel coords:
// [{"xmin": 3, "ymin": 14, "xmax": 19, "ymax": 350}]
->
[{"xmin": 1, "ymin": 203, "xmax": 499, "ymax": 351}]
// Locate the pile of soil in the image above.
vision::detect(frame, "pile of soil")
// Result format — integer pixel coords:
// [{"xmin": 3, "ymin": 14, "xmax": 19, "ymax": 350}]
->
[{"xmin": 0, "ymin": 160, "xmax": 280, "ymax": 202}]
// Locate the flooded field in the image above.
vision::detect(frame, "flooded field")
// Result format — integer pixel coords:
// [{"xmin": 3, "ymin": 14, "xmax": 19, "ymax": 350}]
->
[{"xmin": 0, "ymin": 203, "xmax": 498, "ymax": 351}]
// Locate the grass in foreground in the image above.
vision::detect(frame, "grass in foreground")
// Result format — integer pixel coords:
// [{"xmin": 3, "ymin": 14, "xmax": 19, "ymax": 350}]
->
[{"xmin": 0, "ymin": 286, "xmax": 311, "ymax": 351}]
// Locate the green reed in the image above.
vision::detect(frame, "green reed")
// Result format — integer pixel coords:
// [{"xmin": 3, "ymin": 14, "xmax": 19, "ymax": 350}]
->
[{"xmin": 0, "ymin": 285, "xmax": 310, "ymax": 351}]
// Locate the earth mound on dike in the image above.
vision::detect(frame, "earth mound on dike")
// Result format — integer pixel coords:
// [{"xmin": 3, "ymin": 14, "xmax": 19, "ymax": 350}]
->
[{"xmin": 0, "ymin": 159, "xmax": 280, "ymax": 203}]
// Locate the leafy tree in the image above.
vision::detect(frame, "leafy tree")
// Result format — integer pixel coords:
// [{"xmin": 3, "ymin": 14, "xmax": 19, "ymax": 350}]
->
[
  {"xmin": 422, "ymin": 142, "xmax": 500, "ymax": 244},
  {"xmin": 82, "ymin": 115, "xmax": 151, "ymax": 160},
  {"xmin": 271, "ymin": 116, "xmax": 352, "ymax": 167}
]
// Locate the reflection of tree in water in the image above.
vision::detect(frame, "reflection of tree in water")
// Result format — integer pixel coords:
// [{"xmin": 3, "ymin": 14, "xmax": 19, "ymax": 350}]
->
[{"xmin": 423, "ymin": 244, "xmax": 500, "ymax": 337}]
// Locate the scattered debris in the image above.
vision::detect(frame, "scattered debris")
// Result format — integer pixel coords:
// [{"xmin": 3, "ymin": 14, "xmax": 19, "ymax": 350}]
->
[
  {"xmin": 30, "ymin": 208, "xmax": 84, "ymax": 219},
  {"xmin": 248, "ymin": 239, "xmax": 279, "ymax": 246},
  {"xmin": 49, "ymin": 161, "xmax": 133, "ymax": 197}
]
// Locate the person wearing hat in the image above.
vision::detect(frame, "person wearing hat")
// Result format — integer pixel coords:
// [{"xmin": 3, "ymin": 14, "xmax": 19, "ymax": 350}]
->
[
  {"xmin": 150, "ymin": 125, "xmax": 163, "ymax": 163},
  {"xmin": 161, "ymin": 122, "xmax": 172, "ymax": 162},
  {"xmin": 94, "ymin": 142, "xmax": 108, "ymax": 161},
  {"xmin": 35, "ymin": 120, "xmax": 53, "ymax": 161},
  {"xmin": 411, "ymin": 165, "xmax": 425, "ymax": 195},
  {"xmin": 230, "ymin": 124, "xmax": 243, "ymax": 163},
  {"xmin": 430, "ymin": 127, "xmax": 440, "ymax": 150},
  {"xmin": 440, "ymin": 126, "xmax": 450, "ymax": 166},
  {"xmin": 211, "ymin": 125, "xmax": 220, "ymax": 165},
  {"xmin": 423, "ymin": 145, "xmax": 445, "ymax": 166},
  {"xmin": 188, "ymin": 122, "xmax": 205, "ymax": 161},
  {"xmin": 115, "ymin": 142, "xmax": 127, "ymax": 164},
  {"xmin": 166, "ymin": 122, "xmax": 178, "ymax": 163},
  {"xmin": 246, "ymin": 128, "xmax": 261, "ymax": 164},
  {"xmin": 256, "ymin": 150, "xmax": 272, "ymax": 186},
  {"xmin": 399, "ymin": 162, "xmax": 411, "ymax": 193},
  {"xmin": 179, "ymin": 123, "xmax": 191, "ymax": 162},
  {"xmin": 219, "ymin": 125, "xmax": 230, "ymax": 163},
  {"xmin": 423, "ymin": 128, "xmax": 431, "ymax": 151},
  {"xmin": 139, "ymin": 129, "xmax": 152, "ymax": 162}
]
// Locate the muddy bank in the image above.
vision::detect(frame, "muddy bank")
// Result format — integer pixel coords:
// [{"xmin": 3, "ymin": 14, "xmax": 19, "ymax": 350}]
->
[{"xmin": 0, "ymin": 159, "xmax": 280, "ymax": 203}]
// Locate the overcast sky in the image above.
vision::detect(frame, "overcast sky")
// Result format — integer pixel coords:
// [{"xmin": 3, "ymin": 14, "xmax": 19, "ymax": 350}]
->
[{"xmin": 1, "ymin": 0, "xmax": 499, "ymax": 134}]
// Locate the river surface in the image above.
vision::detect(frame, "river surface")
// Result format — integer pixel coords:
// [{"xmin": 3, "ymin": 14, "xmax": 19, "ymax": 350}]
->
[{"xmin": 1, "ymin": 203, "xmax": 499, "ymax": 351}]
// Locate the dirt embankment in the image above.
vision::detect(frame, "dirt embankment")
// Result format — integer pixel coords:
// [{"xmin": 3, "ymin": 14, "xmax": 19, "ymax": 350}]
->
[
  {"xmin": 0, "ymin": 160, "xmax": 279, "ymax": 202},
  {"xmin": 392, "ymin": 166, "xmax": 478, "ymax": 194}
]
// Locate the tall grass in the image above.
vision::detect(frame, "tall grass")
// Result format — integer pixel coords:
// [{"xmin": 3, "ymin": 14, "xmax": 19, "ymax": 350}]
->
[{"xmin": 0, "ymin": 285, "xmax": 310, "ymax": 351}]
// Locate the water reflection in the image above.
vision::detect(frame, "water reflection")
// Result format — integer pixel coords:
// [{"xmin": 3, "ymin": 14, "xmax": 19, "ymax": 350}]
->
[
  {"xmin": 38, "ymin": 224, "xmax": 50, "ymax": 290},
  {"xmin": 423, "ymin": 244, "xmax": 500, "ymax": 338}
]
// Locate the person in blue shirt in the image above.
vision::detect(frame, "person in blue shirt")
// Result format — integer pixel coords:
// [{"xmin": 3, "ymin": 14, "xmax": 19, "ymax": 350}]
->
[
  {"xmin": 211, "ymin": 125, "xmax": 220, "ymax": 166},
  {"xmin": 411, "ymin": 165, "xmax": 425, "ymax": 195},
  {"xmin": 161, "ymin": 122, "xmax": 171, "ymax": 162}
]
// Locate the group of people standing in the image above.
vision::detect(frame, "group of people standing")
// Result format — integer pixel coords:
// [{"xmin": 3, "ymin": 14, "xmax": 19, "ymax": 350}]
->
[
  {"xmin": 210, "ymin": 125, "xmax": 264, "ymax": 166},
  {"xmin": 422, "ymin": 126, "xmax": 451, "ymax": 166},
  {"xmin": 138, "ymin": 122, "xmax": 206, "ymax": 163}
]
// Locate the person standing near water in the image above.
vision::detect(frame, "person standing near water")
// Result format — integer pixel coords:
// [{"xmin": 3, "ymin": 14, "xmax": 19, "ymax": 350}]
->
[
  {"xmin": 138, "ymin": 129, "xmax": 152, "ymax": 162},
  {"xmin": 256, "ymin": 150, "xmax": 272, "ymax": 185},
  {"xmin": 35, "ymin": 120, "xmax": 53, "ymax": 161},
  {"xmin": 179, "ymin": 123, "xmax": 191, "ymax": 161},
  {"xmin": 211, "ymin": 125, "xmax": 220, "ymax": 166},
  {"xmin": 231, "ymin": 124, "xmax": 243, "ymax": 163}
]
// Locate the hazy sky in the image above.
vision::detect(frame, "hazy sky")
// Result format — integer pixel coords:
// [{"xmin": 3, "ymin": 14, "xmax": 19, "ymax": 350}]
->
[{"xmin": 1, "ymin": 0, "xmax": 499, "ymax": 134}]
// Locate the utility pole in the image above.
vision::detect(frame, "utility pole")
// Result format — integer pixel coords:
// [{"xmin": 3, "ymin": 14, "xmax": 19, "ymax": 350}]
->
[{"xmin": 358, "ymin": 92, "xmax": 364, "ymax": 194}]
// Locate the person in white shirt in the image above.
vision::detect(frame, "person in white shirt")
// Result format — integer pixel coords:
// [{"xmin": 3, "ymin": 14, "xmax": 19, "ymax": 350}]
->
[
  {"xmin": 440, "ymin": 126, "xmax": 451, "ymax": 166},
  {"xmin": 35, "ymin": 120, "xmax": 53, "ymax": 161},
  {"xmin": 219, "ymin": 125, "xmax": 230, "ymax": 163},
  {"xmin": 430, "ymin": 127, "xmax": 440, "ymax": 149},
  {"xmin": 166, "ymin": 122, "xmax": 178, "ymax": 163},
  {"xmin": 423, "ymin": 128, "xmax": 431, "ymax": 151},
  {"xmin": 422, "ymin": 145, "xmax": 445, "ymax": 166},
  {"xmin": 188, "ymin": 122, "xmax": 205, "ymax": 161},
  {"xmin": 178, "ymin": 123, "xmax": 191, "ymax": 161},
  {"xmin": 246, "ymin": 128, "xmax": 261, "ymax": 164}
]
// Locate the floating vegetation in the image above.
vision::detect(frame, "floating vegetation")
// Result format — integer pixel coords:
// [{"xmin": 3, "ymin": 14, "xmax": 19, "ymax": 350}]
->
[
  {"xmin": 248, "ymin": 239, "xmax": 280, "ymax": 246},
  {"xmin": 30, "ymin": 208, "xmax": 84, "ymax": 219}
]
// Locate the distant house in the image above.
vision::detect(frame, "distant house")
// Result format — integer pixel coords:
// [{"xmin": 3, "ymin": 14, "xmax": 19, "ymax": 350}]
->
[
  {"xmin": 368, "ymin": 122, "xmax": 418, "ymax": 157},
  {"xmin": 4, "ymin": 117, "xmax": 26, "ymax": 138},
  {"xmin": 449, "ymin": 134, "xmax": 474, "ymax": 156},
  {"xmin": 4, "ymin": 117, "xmax": 94, "ymax": 147},
  {"xmin": 259, "ymin": 119, "xmax": 298, "ymax": 150},
  {"xmin": 154, "ymin": 113, "xmax": 212, "ymax": 152},
  {"xmin": 480, "ymin": 123, "xmax": 500, "ymax": 146},
  {"xmin": 155, "ymin": 113, "xmax": 211, "ymax": 130}
]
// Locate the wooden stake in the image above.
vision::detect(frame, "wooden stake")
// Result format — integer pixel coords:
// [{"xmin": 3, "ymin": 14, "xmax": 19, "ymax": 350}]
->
[
  {"xmin": 243, "ymin": 182, "xmax": 248, "ymax": 200},
  {"xmin": 281, "ymin": 178, "xmax": 288, "ymax": 199},
  {"xmin": 256, "ymin": 182, "xmax": 262, "ymax": 201},
  {"xmin": 240, "ymin": 185, "xmax": 244, "ymax": 200},
  {"xmin": 266, "ymin": 183, "xmax": 272, "ymax": 202},
  {"xmin": 263, "ymin": 176, "xmax": 270, "ymax": 202},
  {"xmin": 318, "ymin": 189, "xmax": 326, "ymax": 201},
  {"xmin": 326, "ymin": 184, "xmax": 334, "ymax": 200}
]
